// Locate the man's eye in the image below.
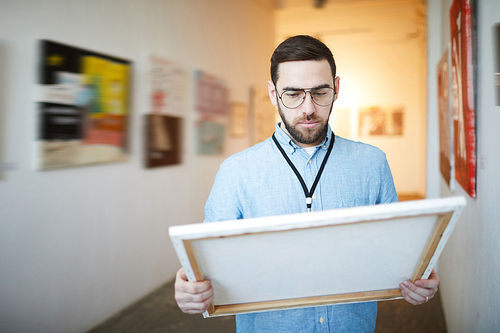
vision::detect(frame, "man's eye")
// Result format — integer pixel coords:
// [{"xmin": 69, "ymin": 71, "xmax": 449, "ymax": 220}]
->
[
  {"xmin": 285, "ymin": 92, "xmax": 301, "ymax": 98},
  {"xmin": 312, "ymin": 89, "xmax": 328, "ymax": 96}
]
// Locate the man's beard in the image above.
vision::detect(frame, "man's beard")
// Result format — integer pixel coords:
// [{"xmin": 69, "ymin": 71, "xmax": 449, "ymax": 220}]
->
[{"xmin": 277, "ymin": 103, "xmax": 332, "ymax": 145}]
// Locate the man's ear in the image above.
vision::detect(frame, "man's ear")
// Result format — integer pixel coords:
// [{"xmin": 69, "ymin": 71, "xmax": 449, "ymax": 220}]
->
[
  {"xmin": 333, "ymin": 76, "xmax": 340, "ymax": 102},
  {"xmin": 268, "ymin": 81, "xmax": 278, "ymax": 107}
]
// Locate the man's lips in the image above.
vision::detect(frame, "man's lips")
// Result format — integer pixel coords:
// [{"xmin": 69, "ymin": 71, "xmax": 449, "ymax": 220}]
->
[{"xmin": 298, "ymin": 121, "xmax": 319, "ymax": 128}]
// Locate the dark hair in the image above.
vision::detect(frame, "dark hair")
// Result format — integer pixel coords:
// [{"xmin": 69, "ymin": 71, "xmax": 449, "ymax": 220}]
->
[{"xmin": 270, "ymin": 35, "xmax": 336, "ymax": 86}]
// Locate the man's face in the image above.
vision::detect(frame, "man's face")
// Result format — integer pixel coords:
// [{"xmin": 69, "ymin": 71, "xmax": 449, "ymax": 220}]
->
[{"xmin": 268, "ymin": 59, "xmax": 340, "ymax": 148}]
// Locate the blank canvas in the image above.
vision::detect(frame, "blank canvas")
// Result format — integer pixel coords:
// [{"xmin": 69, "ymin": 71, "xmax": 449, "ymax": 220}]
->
[{"xmin": 169, "ymin": 196, "xmax": 465, "ymax": 317}]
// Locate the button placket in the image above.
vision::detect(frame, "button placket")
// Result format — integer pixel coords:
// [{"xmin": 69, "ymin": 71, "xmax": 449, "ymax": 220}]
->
[{"xmin": 304, "ymin": 154, "xmax": 316, "ymax": 190}]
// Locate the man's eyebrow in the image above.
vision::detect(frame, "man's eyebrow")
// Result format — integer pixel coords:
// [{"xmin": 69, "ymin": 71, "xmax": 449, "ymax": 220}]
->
[{"xmin": 281, "ymin": 83, "xmax": 332, "ymax": 91}]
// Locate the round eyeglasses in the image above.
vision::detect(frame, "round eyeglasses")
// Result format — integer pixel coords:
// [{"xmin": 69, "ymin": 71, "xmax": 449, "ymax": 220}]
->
[{"xmin": 277, "ymin": 87, "xmax": 335, "ymax": 109}]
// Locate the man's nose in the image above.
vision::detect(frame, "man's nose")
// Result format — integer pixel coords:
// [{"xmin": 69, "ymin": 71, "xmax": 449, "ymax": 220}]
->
[{"xmin": 301, "ymin": 92, "xmax": 316, "ymax": 115}]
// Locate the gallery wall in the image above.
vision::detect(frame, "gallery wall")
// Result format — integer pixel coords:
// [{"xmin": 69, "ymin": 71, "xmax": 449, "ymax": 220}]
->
[
  {"xmin": 427, "ymin": 0, "xmax": 500, "ymax": 331},
  {"xmin": 0, "ymin": 1, "xmax": 274, "ymax": 332},
  {"xmin": 275, "ymin": 0, "xmax": 428, "ymax": 197}
]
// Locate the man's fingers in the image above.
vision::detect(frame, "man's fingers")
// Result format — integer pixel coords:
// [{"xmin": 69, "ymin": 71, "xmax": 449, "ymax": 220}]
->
[
  {"xmin": 401, "ymin": 280, "xmax": 438, "ymax": 294},
  {"xmin": 175, "ymin": 268, "xmax": 212, "ymax": 294},
  {"xmin": 179, "ymin": 297, "xmax": 213, "ymax": 314},
  {"xmin": 415, "ymin": 270, "xmax": 440, "ymax": 289},
  {"xmin": 177, "ymin": 268, "xmax": 188, "ymax": 281},
  {"xmin": 174, "ymin": 268, "xmax": 214, "ymax": 314},
  {"xmin": 175, "ymin": 285, "xmax": 214, "ymax": 303},
  {"xmin": 401, "ymin": 289, "xmax": 428, "ymax": 305},
  {"xmin": 400, "ymin": 279, "xmax": 437, "ymax": 305},
  {"xmin": 175, "ymin": 277, "xmax": 212, "ymax": 294},
  {"xmin": 175, "ymin": 287, "xmax": 214, "ymax": 314}
]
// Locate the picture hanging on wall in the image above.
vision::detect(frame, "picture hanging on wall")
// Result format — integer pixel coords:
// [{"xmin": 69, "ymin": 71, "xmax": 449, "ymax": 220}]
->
[
  {"xmin": 196, "ymin": 121, "xmax": 225, "ymax": 155},
  {"xmin": 358, "ymin": 106, "xmax": 404, "ymax": 136},
  {"xmin": 37, "ymin": 40, "xmax": 131, "ymax": 170},
  {"xmin": 437, "ymin": 48, "xmax": 455, "ymax": 191},
  {"xmin": 450, "ymin": 0, "xmax": 476, "ymax": 198},
  {"xmin": 145, "ymin": 114, "xmax": 182, "ymax": 168},
  {"xmin": 147, "ymin": 55, "xmax": 188, "ymax": 117},
  {"xmin": 143, "ymin": 56, "xmax": 187, "ymax": 168},
  {"xmin": 437, "ymin": 49, "xmax": 455, "ymax": 191},
  {"xmin": 194, "ymin": 70, "xmax": 229, "ymax": 155},
  {"xmin": 250, "ymin": 86, "xmax": 277, "ymax": 145},
  {"xmin": 229, "ymin": 102, "xmax": 247, "ymax": 137},
  {"xmin": 194, "ymin": 70, "xmax": 229, "ymax": 118}
]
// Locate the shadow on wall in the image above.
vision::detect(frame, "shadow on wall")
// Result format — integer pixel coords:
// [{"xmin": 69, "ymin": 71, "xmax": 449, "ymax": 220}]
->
[{"xmin": 0, "ymin": 40, "xmax": 7, "ymax": 180}]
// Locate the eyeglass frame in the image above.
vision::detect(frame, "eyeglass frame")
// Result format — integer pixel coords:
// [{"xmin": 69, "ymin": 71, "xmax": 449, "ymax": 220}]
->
[{"xmin": 276, "ymin": 85, "xmax": 336, "ymax": 109}]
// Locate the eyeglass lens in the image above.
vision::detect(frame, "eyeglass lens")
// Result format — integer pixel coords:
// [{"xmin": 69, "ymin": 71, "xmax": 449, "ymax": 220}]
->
[{"xmin": 281, "ymin": 87, "xmax": 334, "ymax": 108}]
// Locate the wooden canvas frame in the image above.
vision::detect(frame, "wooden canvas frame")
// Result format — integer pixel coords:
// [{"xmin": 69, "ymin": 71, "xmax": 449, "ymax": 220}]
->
[{"xmin": 169, "ymin": 197, "xmax": 466, "ymax": 318}]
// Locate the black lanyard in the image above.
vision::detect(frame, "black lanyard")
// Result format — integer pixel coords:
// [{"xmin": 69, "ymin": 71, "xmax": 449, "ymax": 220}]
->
[{"xmin": 272, "ymin": 132, "xmax": 335, "ymax": 212}]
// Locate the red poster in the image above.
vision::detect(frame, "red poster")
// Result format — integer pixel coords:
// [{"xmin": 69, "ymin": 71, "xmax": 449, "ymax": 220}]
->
[{"xmin": 450, "ymin": 0, "xmax": 476, "ymax": 198}]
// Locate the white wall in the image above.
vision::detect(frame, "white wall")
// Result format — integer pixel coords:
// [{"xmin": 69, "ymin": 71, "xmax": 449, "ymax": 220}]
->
[
  {"xmin": 0, "ymin": 1, "xmax": 274, "ymax": 332},
  {"xmin": 275, "ymin": 0, "xmax": 428, "ymax": 196},
  {"xmin": 427, "ymin": 0, "xmax": 500, "ymax": 331}
]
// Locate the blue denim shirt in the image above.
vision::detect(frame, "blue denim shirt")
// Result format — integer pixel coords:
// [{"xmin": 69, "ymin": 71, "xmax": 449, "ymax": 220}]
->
[{"xmin": 204, "ymin": 124, "xmax": 398, "ymax": 332}]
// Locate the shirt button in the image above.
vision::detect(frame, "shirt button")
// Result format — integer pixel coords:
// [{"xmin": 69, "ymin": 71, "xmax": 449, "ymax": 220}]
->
[
  {"xmin": 319, "ymin": 317, "xmax": 324, "ymax": 323},
  {"xmin": 322, "ymin": 145, "xmax": 326, "ymax": 148},
  {"xmin": 308, "ymin": 160, "xmax": 312, "ymax": 164},
  {"xmin": 312, "ymin": 194, "xmax": 317, "ymax": 200},
  {"xmin": 289, "ymin": 148, "xmax": 294, "ymax": 153}
]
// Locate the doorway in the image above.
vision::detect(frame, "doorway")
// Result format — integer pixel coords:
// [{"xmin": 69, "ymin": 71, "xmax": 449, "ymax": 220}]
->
[{"xmin": 274, "ymin": 0, "xmax": 428, "ymax": 199}]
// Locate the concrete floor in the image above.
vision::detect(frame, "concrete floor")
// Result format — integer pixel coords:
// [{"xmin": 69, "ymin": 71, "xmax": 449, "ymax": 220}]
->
[
  {"xmin": 88, "ymin": 280, "xmax": 236, "ymax": 333},
  {"xmin": 87, "ymin": 279, "xmax": 447, "ymax": 333}
]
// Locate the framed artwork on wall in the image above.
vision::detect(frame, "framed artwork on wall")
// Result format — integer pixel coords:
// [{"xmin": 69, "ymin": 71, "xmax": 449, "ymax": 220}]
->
[
  {"xmin": 450, "ymin": 0, "xmax": 477, "ymax": 198},
  {"xmin": 194, "ymin": 70, "xmax": 229, "ymax": 118},
  {"xmin": 358, "ymin": 106, "xmax": 404, "ymax": 136},
  {"xmin": 196, "ymin": 121, "xmax": 225, "ymax": 155},
  {"xmin": 229, "ymin": 102, "xmax": 247, "ymax": 137},
  {"xmin": 437, "ymin": 48, "xmax": 455, "ymax": 191},
  {"xmin": 143, "ymin": 56, "xmax": 187, "ymax": 168},
  {"xmin": 194, "ymin": 70, "xmax": 229, "ymax": 155},
  {"xmin": 250, "ymin": 86, "xmax": 277, "ymax": 145},
  {"xmin": 144, "ymin": 114, "xmax": 182, "ymax": 168},
  {"xmin": 147, "ymin": 55, "xmax": 188, "ymax": 117},
  {"xmin": 37, "ymin": 40, "xmax": 131, "ymax": 170}
]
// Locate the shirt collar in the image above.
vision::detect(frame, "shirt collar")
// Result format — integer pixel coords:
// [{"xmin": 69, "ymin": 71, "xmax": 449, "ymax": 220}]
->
[{"xmin": 274, "ymin": 123, "xmax": 333, "ymax": 153}]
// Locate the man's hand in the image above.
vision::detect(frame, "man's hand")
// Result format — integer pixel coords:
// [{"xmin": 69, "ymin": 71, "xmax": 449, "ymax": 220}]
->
[
  {"xmin": 400, "ymin": 269, "xmax": 440, "ymax": 305},
  {"xmin": 174, "ymin": 268, "xmax": 214, "ymax": 314}
]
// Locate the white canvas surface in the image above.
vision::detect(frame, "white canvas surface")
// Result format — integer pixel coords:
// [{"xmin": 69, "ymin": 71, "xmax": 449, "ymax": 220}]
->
[{"xmin": 169, "ymin": 196, "xmax": 466, "ymax": 316}]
